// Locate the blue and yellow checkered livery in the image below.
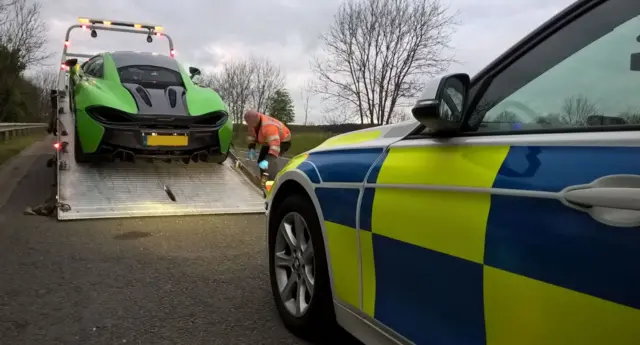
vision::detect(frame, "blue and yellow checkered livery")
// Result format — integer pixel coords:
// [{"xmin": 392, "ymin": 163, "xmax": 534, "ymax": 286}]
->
[{"xmin": 289, "ymin": 143, "xmax": 640, "ymax": 345}]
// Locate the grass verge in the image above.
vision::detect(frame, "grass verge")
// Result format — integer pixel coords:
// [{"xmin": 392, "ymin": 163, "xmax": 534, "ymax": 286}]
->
[{"xmin": 0, "ymin": 133, "xmax": 47, "ymax": 166}]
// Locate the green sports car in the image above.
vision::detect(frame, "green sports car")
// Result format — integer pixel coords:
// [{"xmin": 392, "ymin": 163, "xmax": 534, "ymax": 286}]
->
[{"xmin": 64, "ymin": 51, "xmax": 233, "ymax": 164}]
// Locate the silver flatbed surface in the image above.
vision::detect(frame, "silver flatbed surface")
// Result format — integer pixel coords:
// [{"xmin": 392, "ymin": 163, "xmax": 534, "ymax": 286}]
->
[{"xmin": 55, "ymin": 94, "xmax": 264, "ymax": 220}]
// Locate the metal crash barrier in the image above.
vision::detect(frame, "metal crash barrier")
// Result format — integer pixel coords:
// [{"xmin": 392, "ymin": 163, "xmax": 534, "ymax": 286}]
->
[{"xmin": 0, "ymin": 123, "xmax": 47, "ymax": 141}]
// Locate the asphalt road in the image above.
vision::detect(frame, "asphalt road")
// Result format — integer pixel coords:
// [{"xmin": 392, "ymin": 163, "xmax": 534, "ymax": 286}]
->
[{"xmin": 0, "ymin": 138, "xmax": 353, "ymax": 345}]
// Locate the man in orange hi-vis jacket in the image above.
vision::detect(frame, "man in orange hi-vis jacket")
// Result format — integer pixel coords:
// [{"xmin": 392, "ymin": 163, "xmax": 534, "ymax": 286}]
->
[{"xmin": 243, "ymin": 109, "xmax": 292, "ymax": 174}]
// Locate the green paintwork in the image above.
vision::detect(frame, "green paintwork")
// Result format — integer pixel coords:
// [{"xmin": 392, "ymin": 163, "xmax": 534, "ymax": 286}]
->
[
  {"xmin": 71, "ymin": 52, "xmax": 231, "ymax": 154},
  {"xmin": 75, "ymin": 109, "xmax": 104, "ymax": 153},
  {"xmin": 72, "ymin": 54, "xmax": 137, "ymax": 153},
  {"xmin": 176, "ymin": 62, "xmax": 228, "ymax": 116},
  {"xmin": 218, "ymin": 116, "xmax": 233, "ymax": 153}
]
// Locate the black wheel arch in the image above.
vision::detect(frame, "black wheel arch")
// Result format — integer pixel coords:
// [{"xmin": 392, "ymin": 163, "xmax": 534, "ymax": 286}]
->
[{"xmin": 269, "ymin": 179, "xmax": 310, "ymax": 219}]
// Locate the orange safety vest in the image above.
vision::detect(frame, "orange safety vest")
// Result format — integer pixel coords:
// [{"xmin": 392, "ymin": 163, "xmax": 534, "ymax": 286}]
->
[{"xmin": 247, "ymin": 113, "xmax": 291, "ymax": 157}]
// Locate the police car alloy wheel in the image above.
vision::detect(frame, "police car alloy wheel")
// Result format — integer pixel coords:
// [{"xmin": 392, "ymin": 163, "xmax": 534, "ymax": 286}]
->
[
  {"xmin": 274, "ymin": 212, "xmax": 314, "ymax": 317},
  {"xmin": 268, "ymin": 193, "xmax": 336, "ymax": 340}
]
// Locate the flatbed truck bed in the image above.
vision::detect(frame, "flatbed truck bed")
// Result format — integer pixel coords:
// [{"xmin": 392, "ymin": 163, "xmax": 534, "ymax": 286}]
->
[{"xmin": 54, "ymin": 93, "xmax": 264, "ymax": 221}]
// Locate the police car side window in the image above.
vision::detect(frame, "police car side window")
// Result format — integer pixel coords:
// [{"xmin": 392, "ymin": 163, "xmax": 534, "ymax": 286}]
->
[{"xmin": 467, "ymin": 0, "xmax": 640, "ymax": 133}]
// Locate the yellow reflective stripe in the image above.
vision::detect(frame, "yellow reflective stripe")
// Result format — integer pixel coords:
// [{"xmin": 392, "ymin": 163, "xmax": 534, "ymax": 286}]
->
[
  {"xmin": 324, "ymin": 221, "xmax": 359, "ymax": 308},
  {"xmin": 372, "ymin": 145, "xmax": 509, "ymax": 264},
  {"xmin": 269, "ymin": 145, "xmax": 280, "ymax": 152},
  {"xmin": 484, "ymin": 266, "xmax": 640, "ymax": 345},
  {"xmin": 266, "ymin": 135, "xmax": 280, "ymax": 142},
  {"xmin": 275, "ymin": 152, "xmax": 307, "ymax": 180},
  {"xmin": 246, "ymin": 135, "xmax": 256, "ymax": 142},
  {"xmin": 316, "ymin": 129, "xmax": 382, "ymax": 150}
]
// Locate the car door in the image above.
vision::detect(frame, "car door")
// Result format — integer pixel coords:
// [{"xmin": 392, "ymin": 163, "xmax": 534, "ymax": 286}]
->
[{"xmin": 359, "ymin": 0, "xmax": 640, "ymax": 344}]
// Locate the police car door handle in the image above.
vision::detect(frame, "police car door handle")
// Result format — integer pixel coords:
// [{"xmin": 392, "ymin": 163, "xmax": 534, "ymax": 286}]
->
[
  {"xmin": 564, "ymin": 187, "xmax": 640, "ymax": 211},
  {"xmin": 562, "ymin": 175, "xmax": 640, "ymax": 212},
  {"xmin": 560, "ymin": 175, "xmax": 640, "ymax": 227}
]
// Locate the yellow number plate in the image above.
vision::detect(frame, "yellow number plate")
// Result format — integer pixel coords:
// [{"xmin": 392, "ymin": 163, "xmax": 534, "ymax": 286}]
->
[{"xmin": 146, "ymin": 134, "xmax": 188, "ymax": 146}]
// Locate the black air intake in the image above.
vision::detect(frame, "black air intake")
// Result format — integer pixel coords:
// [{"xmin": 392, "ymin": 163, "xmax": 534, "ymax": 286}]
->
[
  {"xmin": 192, "ymin": 111, "xmax": 229, "ymax": 126},
  {"xmin": 87, "ymin": 106, "xmax": 134, "ymax": 123},
  {"xmin": 167, "ymin": 88, "xmax": 177, "ymax": 108},
  {"xmin": 136, "ymin": 86, "xmax": 152, "ymax": 107}
]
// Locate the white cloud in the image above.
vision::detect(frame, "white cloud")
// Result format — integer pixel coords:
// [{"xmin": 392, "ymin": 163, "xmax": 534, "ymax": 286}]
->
[{"xmin": 39, "ymin": 0, "xmax": 577, "ymax": 124}]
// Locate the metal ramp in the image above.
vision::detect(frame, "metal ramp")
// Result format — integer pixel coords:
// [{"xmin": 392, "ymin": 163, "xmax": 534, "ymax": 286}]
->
[{"xmin": 55, "ymin": 95, "xmax": 264, "ymax": 221}]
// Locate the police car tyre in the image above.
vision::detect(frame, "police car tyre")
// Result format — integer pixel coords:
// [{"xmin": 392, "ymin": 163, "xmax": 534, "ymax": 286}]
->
[{"xmin": 268, "ymin": 193, "xmax": 337, "ymax": 340}]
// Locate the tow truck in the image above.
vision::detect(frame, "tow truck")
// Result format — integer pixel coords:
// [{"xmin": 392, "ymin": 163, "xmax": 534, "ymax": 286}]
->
[{"xmin": 50, "ymin": 18, "xmax": 265, "ymax": 220}]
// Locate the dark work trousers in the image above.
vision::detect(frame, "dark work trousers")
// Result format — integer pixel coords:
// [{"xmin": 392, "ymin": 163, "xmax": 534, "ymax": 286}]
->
[{"xmin": 258, "ymin": 141, "xmax": 292, "ymax": 177}]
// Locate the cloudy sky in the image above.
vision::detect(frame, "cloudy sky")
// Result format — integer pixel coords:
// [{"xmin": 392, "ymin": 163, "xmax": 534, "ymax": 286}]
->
[{"xmin": 39, "ymin": 0, "xmax": 576, "ymax": 124}]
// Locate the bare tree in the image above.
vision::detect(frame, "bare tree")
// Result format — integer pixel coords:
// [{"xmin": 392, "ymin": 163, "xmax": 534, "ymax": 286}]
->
[
  {"xmin": 620, "ymin": 111, "xmax": 640, "ymax": 124},
  {"xmin": 249, "ymin": 57, "xmax": 284, "ymax": 113},
  {"xmin": 0, "ymin": 0, "xmax": 50, "ymax": 68},
  {"xmin": 200, "ymin": 56, "xmax": 284, "ymax": 124},
  {"xmin": 28, "ymin": 67, "xmax": 57, "ymax": 112},
  {"xmin": 559, "ymin": 95, "xmax": 598, "ymax": 126},
  {"xmin": 493, "ymin": 110, "xmax": 518, "ymax": 123},
  {"xmin": 30, "ymin": 67, "xmax": 57, "ymax": 90},
  {"xmin": 204, "ymin": 60, "xmax": 255, "ymax": 125},
  {"xmin": 0, "ymin": 1, "xmax": 14, "ymax": 27},
  {"xmin": 311, "ymin": 0, "xmax": 456, "ymax": 125},
  {"xmin": 300, "ymin": 80, "xmax": 312, "ymax": 125},
  {"xmin": 322, "ymin": 108, "xmax": 359, "ymax": 125},
  {"xmin": 388, "ymin": 108, "xmax": 411, "ymax": 123},
  {"xmin": 199, "ymin": 72, "xmax": 219, "ymax": 92}
]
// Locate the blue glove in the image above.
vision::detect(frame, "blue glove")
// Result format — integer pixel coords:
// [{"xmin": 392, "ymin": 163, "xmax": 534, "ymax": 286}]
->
[
  {"xmin": 247, "ymin": 149, "xmax": 257, "ymax": 161},
  {"xmin": 258, "ymin": 160, "xmax": 269, "ymax": 170}
]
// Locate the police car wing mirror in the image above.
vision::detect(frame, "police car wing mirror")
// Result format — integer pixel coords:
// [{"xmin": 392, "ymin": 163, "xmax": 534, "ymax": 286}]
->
[{"xmin": 412, "ymin": 73, "xmax": 470, "ymax": 136}]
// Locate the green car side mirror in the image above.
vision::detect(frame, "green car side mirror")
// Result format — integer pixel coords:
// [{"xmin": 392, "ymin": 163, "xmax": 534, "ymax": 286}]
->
[
  {"xmin": 64, "ymin": 58, "xmax": 78, "ymax": 68},
  {"xmin": 189, "ymin": 66, "xmax": 201, "ymax": 79}
]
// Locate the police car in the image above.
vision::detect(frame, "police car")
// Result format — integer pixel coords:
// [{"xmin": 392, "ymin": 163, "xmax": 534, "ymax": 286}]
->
[{"xmin": 265, "ymin": 0, "xmax": 640, "ymax": 343}]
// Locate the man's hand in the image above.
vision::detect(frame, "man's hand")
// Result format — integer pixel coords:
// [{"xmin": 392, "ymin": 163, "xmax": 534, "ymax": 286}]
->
[
  {"xmin": 258, "ymin": 160, "xmax": 269, "ymax": 170},
  {"xmin": 247, "ymin": 149, "xmax": 257, "ymax": 161}
]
